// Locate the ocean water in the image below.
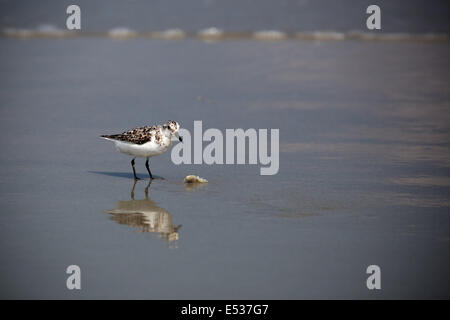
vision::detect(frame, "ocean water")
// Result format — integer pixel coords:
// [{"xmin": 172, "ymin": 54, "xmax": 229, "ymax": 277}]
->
[
  {"xmin": 0, "ymin": 37, "xmax": 448, "ymax": 299},
  {"xmin": 0, "ymin": 1, "xmax": 449, "ymax": 299},
  {"xmin": 1, "ymin": 0, "xmax": 449, "ymax": 33}
]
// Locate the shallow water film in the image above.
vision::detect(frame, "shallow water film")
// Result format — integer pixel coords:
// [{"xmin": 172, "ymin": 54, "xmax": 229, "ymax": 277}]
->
[{"xmin": 0, "ymin": 1, "xmax": 449, "ymax": 299}]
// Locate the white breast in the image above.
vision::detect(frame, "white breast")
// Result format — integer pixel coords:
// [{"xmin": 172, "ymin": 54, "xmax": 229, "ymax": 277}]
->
[{"xmin": 114, "ymin": 138, "xmax": 172, "ymax": 158}]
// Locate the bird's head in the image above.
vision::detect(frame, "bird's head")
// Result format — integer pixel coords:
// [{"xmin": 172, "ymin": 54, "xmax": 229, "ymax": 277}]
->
[{"xmin": 163, "ymin": 120, "xmax": 182, "ymax": 142}]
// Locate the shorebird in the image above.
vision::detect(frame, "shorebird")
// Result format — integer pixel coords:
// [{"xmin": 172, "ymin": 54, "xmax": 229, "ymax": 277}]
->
[{"xmin": 100, "ymin": 120, "xmax": 182, "ymax": 180}]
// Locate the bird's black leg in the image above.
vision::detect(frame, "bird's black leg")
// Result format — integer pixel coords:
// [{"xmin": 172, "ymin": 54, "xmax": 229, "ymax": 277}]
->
[
  {"xmin": 145, "ymin": 158, "xmax": 153, "ymax": 180},
  {"xmin": 131, "ymin": 158, "xmax": 140, "ymax": 180}
]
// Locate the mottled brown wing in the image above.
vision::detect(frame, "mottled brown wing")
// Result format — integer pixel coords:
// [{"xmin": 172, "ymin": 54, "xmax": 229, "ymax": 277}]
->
[{"xmin": 101, "ymin": 126, "xmax": 156, "ymax": 145}]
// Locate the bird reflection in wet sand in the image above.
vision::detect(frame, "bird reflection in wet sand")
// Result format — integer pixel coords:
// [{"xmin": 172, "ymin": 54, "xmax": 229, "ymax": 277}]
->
[{"xmin": 106, "ymin": 180, "xmax": 181, "ymax": 246}]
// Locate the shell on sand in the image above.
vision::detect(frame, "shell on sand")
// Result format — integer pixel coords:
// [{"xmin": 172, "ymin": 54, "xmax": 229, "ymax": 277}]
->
[{"xmin": 184, "ymin": 175, "xmax": 208, "ymax": 183}]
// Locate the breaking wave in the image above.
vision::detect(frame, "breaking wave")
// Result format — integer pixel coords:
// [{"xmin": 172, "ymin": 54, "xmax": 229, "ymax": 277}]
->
[{"xmin": 1, "ymin": 26, "xmax": 449, "ymax": 42}]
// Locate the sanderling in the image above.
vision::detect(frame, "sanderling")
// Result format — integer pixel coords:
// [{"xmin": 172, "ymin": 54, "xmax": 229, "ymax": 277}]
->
[{"xmin": 100, "ymin": 120, "xmax": 182, "ymax": 180}]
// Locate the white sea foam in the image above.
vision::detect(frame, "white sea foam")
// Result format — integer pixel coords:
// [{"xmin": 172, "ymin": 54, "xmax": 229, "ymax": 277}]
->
[
  {"xmin": 108, "ymin": 27, "xmax": 138, "ymax": 39},
  {"xmin": 3, "ymin": 25, "xmax": 68, "ymax": 37},
  {"xmin": 1, "ymin": 27, "xmax": 448, "ymax": 43},
  {"xmin": 36, "ymin": 24, "xmax": 67, "ymax": 36},
  {"xmin": 197, "ymin": 27, "xmax": 224, "ymax": 40},
  {"xmin": 253, "ymin": 30, "xmax": 287, "ymax": 40},
  {"xmin": 296, "ymin": 31, "xmax": 346, "ymax": 41}
]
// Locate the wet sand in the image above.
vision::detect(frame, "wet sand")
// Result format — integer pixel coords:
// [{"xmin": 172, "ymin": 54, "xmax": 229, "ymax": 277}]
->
[{"xmin": 0, "ymin": 38, "xmax": 449, "ymax": 298}]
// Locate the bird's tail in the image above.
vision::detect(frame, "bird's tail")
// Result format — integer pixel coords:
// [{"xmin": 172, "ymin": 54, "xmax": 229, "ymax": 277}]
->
[{"xmin": 100, "ymin": 134, "xmax": 118, "ymax": 141}]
